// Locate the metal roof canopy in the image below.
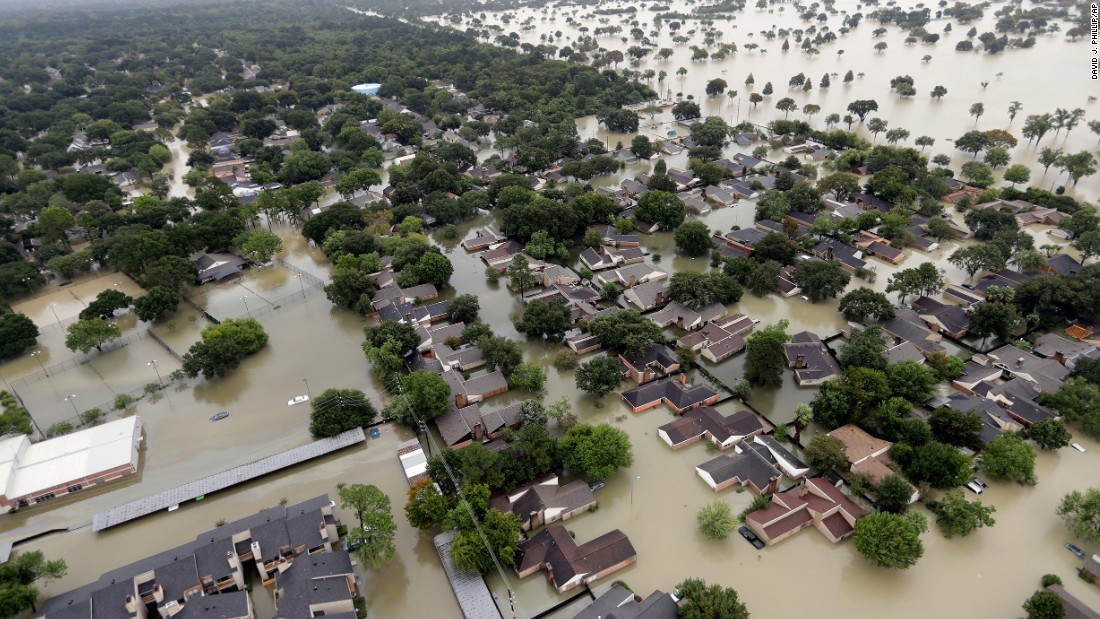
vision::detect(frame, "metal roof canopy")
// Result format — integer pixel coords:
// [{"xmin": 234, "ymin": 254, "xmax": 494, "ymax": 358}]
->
[{"xmin": 91, "ymin": 428, "xmax": 365, "ymax": 532}]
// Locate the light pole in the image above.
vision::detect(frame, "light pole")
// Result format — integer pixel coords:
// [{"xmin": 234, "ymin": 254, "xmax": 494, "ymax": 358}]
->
[
  {"xmin": 49, "ymin": 304, "xmax": 64, "ymax": 330},
  {"xmin": 630, "ymin": 475, "xmax": 641, "ymax": 505},
  {"xmin": 64, "ymin": 394, "xmax": 78, "ymax": 416},
  {"xmin": 30, "ymin": 350, "xmax": 47, "ymax": 376},
  {"xmin": 302, "ymin": 377, "xmax": 312, "ymax": 399},
  {"xmin": 148, "ymin": 359, "xmax": 162, "ymax": 384},
  {"xmin": 241, "ymin": 296, "xmax": 251, "ymax": 318},
  {"xmin": 294, "ymin": 274, "xmax": 306, "ymax": 297}
]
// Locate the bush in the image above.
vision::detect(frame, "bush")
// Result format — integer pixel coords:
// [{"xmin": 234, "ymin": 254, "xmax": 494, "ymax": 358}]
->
[
  {"xmin": 113, "ymin": 394, "xmax": 136, "ymax": 410},
  {"xmin": 553, "ymin": 350, "xmax": 579, "ymax": 371},
  {"xmin": 79, "ymin": 407, "xmax": 105, "ymax": 426},
  {"xmin": 696, "ymin": 500, "xmax": 737, "ymax": 539},
  {"xmin": 46, "ymin": 421, "xmax": 76, "ymax": 438}
]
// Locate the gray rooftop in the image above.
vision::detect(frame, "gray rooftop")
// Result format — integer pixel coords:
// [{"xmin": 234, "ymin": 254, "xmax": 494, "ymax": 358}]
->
[{"xmin": 433, "ymin": 531, "xmax": 501, "ymax": 619}]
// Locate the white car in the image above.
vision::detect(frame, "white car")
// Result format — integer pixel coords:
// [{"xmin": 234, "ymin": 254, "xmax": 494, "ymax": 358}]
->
[
  {"xmin": 1071, "ymin": 443, "xmax": 1087, "ymax": 453},
  {"xmin": 965, "ymin": 480, "xmax": 984, "ymax": 495}
]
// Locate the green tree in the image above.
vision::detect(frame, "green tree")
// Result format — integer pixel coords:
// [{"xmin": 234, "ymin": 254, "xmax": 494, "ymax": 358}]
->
[
  {"xmin": 635, "ymin": 190, "xmax": 686, "ymax": 230},
  {"xmin": 508, "ymin": 362, "xmax": 546, "ymax": 393},
  {"xmin": 133, "ymin": 286, "xmax": 179, "ymax": 322},
  {"xmin": 776, "ymin": 97, "xmax": 798, "ymax": 118},
  {"xmin": 969, "ymin": 302, "xmax": 1021, "ymax": 344},
  {"xmin": 979, "ymin": 433, "xmax": 1037, "ymax": 484},
  {"xmin": 402, "ymin": 370, "xmax": 451, "ymax": 421},
  {"xmin": 515, "ymin": 298, "xmax": 571, "ymax": 342},
  {"xmin": 37, "ymin": 206, "xmax": 76, "ymax": 242},
  {"xmin": 929, "ymin": 408, "xmax": 983, "ymax": 449},
  {"xmin": 79, "ymin": 289, "xmax": 133, "ymax": 321},
  {"xmin": 143, "ymin": 255, "xmax": 197, "ymax": 290},
  {"xmin": 0, "ymin": 311, "xmax": 38, "ymax": 360},
  {"xmin": 1022, "ymin": 590, "xmax": 1065, "ymax": 619},
  {"xmin": 805, "ymin": 434, "xmax": 849, "ymax": 474},
  {"xmin": 181, "ymin": 318, "xmax": 267, "ymax": 379},
  {"xmin": 234, "ymin": 229, "xmax": 283, "ymax": 263},
  {"xmin": 450, "ymin": 509, "xmax": 523, "ymax": 574},
  {"xmin": 1027, "ymin": 419, "xmax": 1071, "ymax": 450},
  {"xmin": 405, "ymin": 477, "xmax": 448, "ymax": 530},
  {"xmin": 339, "ymin": 484, "xmax": 397, "ymax": 570},
  {"xmin": 886, "ymin": 361, "xmax": 939, "ymax": 404},
  {"xmin": 696, "ymin": 499, "xmax": 737, "ymax": 540},
  {"xmin": 876, "ymin": 473, "xmax": 915, "ymax": 514},
  {"xmin": 309, "ymin": 388, "xmax": 377, "ymax": 438},
  {"xmin": 899, "ymin": 441, "xmax": 971, "ymax": 488},
  {"xmin": 745, "ymin": 320, "xmax": 791, "ymax": 387},
  {"xmin": 475, "ymin": 335, "xmax": 521, "ymax": 377},
  {"xmin": 674, "ymin": 221, "xmax": 713, "ymax": 256},
  {"xmin": 575, "ymin": 355, "xmax": 624, "ymax": 397},
  {"xmin": 852, "ymin": 511, "xmax": 927, "ymax": 569},
  {"xmin": 1003, "ymin": 164, "xmax": 1031, "ymax": 186},
  {"xmin": 588, "ymin": 310, "xmax": 664, "ymax": 357},
  {"xmin": 448, "ymin": 294, "xmax": 480, "ymax": 324},
  {"xmin": 839, "ymin": 325, "xmax": 888, "ymax": 370},
  {"xmin": 792, "ymin": 259, "xmax": 851, "ymax": 302},
  {"xmin": 558, "ymin": 422, "xmax": 634, "ymax": 479},
  {"xmin": 1056, "ymin": 487, "xmax": 1100, "ymax": 543},
  {"xmin": 668, "ymin": 272, "xmax": 742, "ymax": 308},
  {"xmin": 506, "ymin": 255, "xmax": 537, "ymax": 295},
  {"xmin": 927, "ymin": 488, "xmax": 996, "ymax": 537},
  {"xmin": 885, "ymin": 263, "xmax": 944, "ymax": 303},
  {"xmin": 817, "ymin": 172, "xmax": 861, "ymax": 201},
  {"xmin": 64, "ymin": 318, "xmax": 121, "ymax": 354},
  {"xmin": 0, "ymin": 550, "xmax": 67, "ymax": 619},
  {"xmin": 676, "ymin": 579, "xmax": 751, "ymax": 619},
  {"xmin": 838, "ymin": 289, "xmax": 896, "ymax": 322}
]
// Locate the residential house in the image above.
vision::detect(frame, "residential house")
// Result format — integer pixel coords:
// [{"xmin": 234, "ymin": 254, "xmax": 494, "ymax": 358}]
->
[
  {"xmin": 657, "ymin": 407, "xmax": 766, "ymax": 450},
  {"xmin": 851, "ymin": 192, "xmax": 895, "ymax": 213},
  {"xmin": 192, "ymin": 252, "xmax": 247, "ymax": 284},
  {"xmin": 1043, "ymin": 585, "xmax": 1100, "ymax": 619},
  {"xmin": 619, "ymin": 343, "xmax": 680, "ymax": 385},
  {"xmin": 744, "ymin": 477, "xmax": 866, "ymax": 546},
  {"xmin": 623, "ymin": 280, "xmax": 670, "ymax": 312},
  {"xmin": 620, "ymin": 179, "xmax": 648, "ymax": 200},
  {"xmin": 944, "ymin": 285, "xmax": 984, "ymax": 307},
  {"xmin": 784, "ymin": 332, "xmax": 842, "ymax": 386},
  {"xmin": 984, "ymin": 378, "xmax": 1060, "ymax": 427},
  {"xmin": 951, "ymin": 358, "xmax": 1005, "ymax": 396},
  {"xmin": 676, "ymin": 314, "xmax": 756, "ymax": 363},
  {"xmin": 371, "ymin": 283, "xmax": 438, "ymax": 312},
  {"xmin": 911, "ymin": 297, "xmax": 970, "ymax": 339},
  {"xmin": 1033, "ymin": 333, "xmax": 1098, "ymax": 369},
  {"xmin": 481, "ymin": 241, "xmax": 526, "ymax": 271},
  {"xmin": 648, "ymin": 301, "xmax": 726, "ymax": 331},
  {"xmin": 886, "ymin": 341, "xmax": 927, "ymax": 365},
  {"xmin": 701, "ymin": 185, "xmax": 736, "ymax": 207},
  {"xmin": 596, "ymin": 264, "xmax": 667, "ymax": 289},
  {"xmin": 713, "ymin": 228, "xmax": 766, "ymax": 257},
  {"xmin": 934, "ymin": 392, "xmax": 1021, "ymax": 446},
  {"xmin": 681, "ymin": 194, "xmax": 711, "ymax": 215},
  {"xmin": 595, "ymin": 225, "xmax": 642, "ymax": 248},
  {"xmin": 434, "ymin": 401, "xmax": 521, "ymax": 449},
  {"xmin": 273, "ymin": 552, "xmax": 356, "ymax": 619},
  {"xmin": 566, "ymin": 332, "xmax": 602, "ymax": 354},
  {"xmin": 695, "ymin": 440, "xmax": 787, "ymax": 494},
  {"xmin": 397, "ymin": 438, "xmax": 429, "ymax": 486},
  {"xmin": 812, "ymin": 241, "xmax": 867, "ymax": 273},
  {"xmin": 827, "ymin": 425, "xmax": 916, "ymax": 499},
  {"xmin": 1045, "ymin": 253, "xmax": 1083, "ymax": 275},
  {"xmin": 515, "ymin": 526, "xmax": 637, "ymax": 594},
  {"xmin": 854, "ymin": 231, "xmax": 904, "ymax": 264},
  {"xmin": 733, "ymin": 153, "xmax": 769, "ymax": 171},
  {"xmin": 620, "ymin": 377, "xmax": 719, "ymax": 414},
  {"xmin": 377, "ymin": 300, "xmax": 450, "ymax": 325},
  {"xmin": 666, "ymin": 168, "xmax": 697, "ymax": 190},
  {"xmin": 441, "ymin": 370, "xmax": 509, "ymax": 408},
  {"xmin": 40, "ymin": 497, "xmax": 341, "ymax": 619},
  {"xmin": 985, "ymin": 345, "xmax": 1070, "ymax": 394},
  {"xmin": 491, "ymin": 475, "xmax": 596, "ymax": 530},
  {"xmin": 461, "ymin": 227, "xmax": 507, "ymax": 252},
  {"xmin": 1082, "ymin": 554, "xmax": 1100, "ymax": 587},
  {"xmin": 540, "ymin": 265, "xmax": 581, "ymax": 287},
  {"xmin": 883, "ymin": 309, "xmax": 946, "ymax": 357},
  {"xmin": 571, "ymin": 585, "xmax": 677, "ymax": 619},
  {"xmin": 777, "ymin": 265, "xmax": 802, "ymax": 298},
  {"xmin": 579, "ymin": 246, "xmax": 646, "ymax": 271}
]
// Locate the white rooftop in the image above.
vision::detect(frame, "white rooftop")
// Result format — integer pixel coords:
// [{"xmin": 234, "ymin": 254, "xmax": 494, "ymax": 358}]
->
[{"xmin": 1, "ymin": 416, "xmax": 142, "ymax": 502}]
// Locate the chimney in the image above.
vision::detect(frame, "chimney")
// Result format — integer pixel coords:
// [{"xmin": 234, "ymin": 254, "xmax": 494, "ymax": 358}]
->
[
  {"xmin": 1016, "ymin": 357, "xmax": 1025, "ymax": 368},
  {"xmin": 826, "ymin": 246, "xmax": 835, "ymax": 260},
  {"xmin": 1054, "ymin": 351, "xmax": 1066, "ymax": 365},
  {"xmin": 473, "ymin": 421, "xmax": 484, "ymax": 441},
  {"xmin": 655, "ymin": 290, "xmax": 664, "ymax": 306},
  {"xmin": 153, "ymin": 584, "xmax": 164, "ymax": 604},
  {"xmin": 679, "ymin": 373, "xmax": 687, "ymax": 384},
  {"xmin": 250, "ymin": 541, "xmax": 262, "ymax": 562},
  {"xmin": 795, "ymin": 354, "xmax": 806, "ymax": 369},
  {"xmin": 318, "ymin": 521, "xmax": 328, "ymax": 541}
]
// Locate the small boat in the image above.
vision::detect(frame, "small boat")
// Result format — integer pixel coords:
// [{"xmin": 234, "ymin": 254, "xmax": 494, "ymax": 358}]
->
[
  {"xmin": 1071, "ymin": 443, "xmax": 1086, "ymax": 453},
  {"xmin": 210, "ymin": 411, "xmax": 229, "ymax": 422},
  {"xmin": 287, "ymin": 395, "xmax": 310, "ymax": 406}
]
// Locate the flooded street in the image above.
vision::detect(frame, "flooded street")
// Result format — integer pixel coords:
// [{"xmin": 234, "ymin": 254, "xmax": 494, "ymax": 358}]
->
[{"xmin": 3, "ymin": 1, "xmax": 1100, "ymax": 618}]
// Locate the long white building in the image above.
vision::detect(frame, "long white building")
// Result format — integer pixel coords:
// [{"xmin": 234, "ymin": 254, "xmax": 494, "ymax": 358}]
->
[{"xmin": 0, "ymin": 416, "xmax": 142, "ymax": 511}]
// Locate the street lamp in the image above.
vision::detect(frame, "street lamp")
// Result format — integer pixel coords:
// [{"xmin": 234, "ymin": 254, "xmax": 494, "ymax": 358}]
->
[
  {"xmin": 302, "ymin": 377, "xmax": 312, "ymax": 398},
  {"xmin": 49, "ymin": 304, "xmax": 63, "ymax": 330},
  {"xmin": 241, "ymin": 296, "xmax": 251, "ymax": 318},
  {"xmin": 30, "ymin": 350, "xmax": 47, "ymax": 376},
  {"xmin": 630, "ymin": 475, "xmax": 641, "ymax": 505},
  {"xmin": 148, "ymin": 359, "xmax": 162, "ymax": 384},
  {"xmin": 64, "ymin": 394, "xmax": 78, "ymax": 416},
  {"xmin": 294, "ymin": 274, "xmax": 306, "ymax": 297}
]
